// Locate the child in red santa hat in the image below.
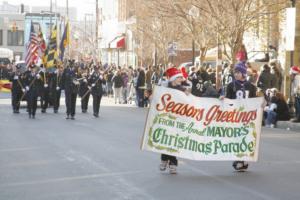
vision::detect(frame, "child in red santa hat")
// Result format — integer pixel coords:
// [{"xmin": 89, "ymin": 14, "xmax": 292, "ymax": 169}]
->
[{"xmin": 159, "ymin": 67, "xmax": 189, "ymax": 174}]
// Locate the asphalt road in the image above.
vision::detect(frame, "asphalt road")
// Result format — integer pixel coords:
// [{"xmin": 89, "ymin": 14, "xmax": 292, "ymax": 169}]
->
[{"xmin": 0, "ymin": 95, "xmax": 300, "ymax": 200}]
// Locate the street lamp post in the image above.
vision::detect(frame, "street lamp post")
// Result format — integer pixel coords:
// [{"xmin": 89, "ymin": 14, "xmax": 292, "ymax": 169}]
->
[{"xmin": 288, "ymin": 0, "xmax": 296, "ymax": 118}]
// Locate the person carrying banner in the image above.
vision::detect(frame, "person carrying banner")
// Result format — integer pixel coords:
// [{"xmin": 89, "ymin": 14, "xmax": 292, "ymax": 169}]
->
[
  {"xmin": 189, "ymin": 66, "xmax": 208, "ymax": 97},
  {"xmin": 222, "ymin": 61, "xmax": 257, "ymax": 171},
  {"xmin": 159, "ymin": 67, "xmax": 190, "ymax": 174}
]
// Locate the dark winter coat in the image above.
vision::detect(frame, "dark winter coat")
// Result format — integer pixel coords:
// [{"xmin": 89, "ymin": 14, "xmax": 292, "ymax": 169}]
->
[
  {"xmin": 257, "ymin": 69, "xmax": 274, "ymax": 91},
  {"xmin": 226, "ymin": 80, "xmax": 257, "ymax": 99},
  {"xmin": 89, "ymin": 72, "xmax": 105, "ymax": 96}
]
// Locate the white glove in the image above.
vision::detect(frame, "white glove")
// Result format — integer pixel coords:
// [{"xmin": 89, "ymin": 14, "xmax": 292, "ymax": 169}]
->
[
  {"xmin": 41, "ymin": 68, "xmax": 45, "ymax": 72},
  {"xmin": 54, "ymin": 69, "xmax": 58, "ymax": 74},
  {"xmin": 14, "ymin": 75, "xmax": 19, "ymax": 80},
  {"xmin": 44, "ymin": 84, "xmax": 48, "ymax": 88},
  {"xmin": 36, "ymin": 74, "xmax": 41, "ymax": 79},
  {"xmin": 83, "ymin": 79, "xmax": 87, "ymax": 83},
  {"xmin": 264, "ymin": 106, "xmax": 269, "ymax": 112},
  {"xmin": 25, "ymin": 86, "xmax": 30, "ymax": 91},
  {"xmin": 56, "ymin": 86, "xmax": 60, "ymax": 91},
  {"xmin": 100, "ymin": 75, "xmax": 103, "ymax": 79},
  {"xmin": 269, "ymin": 103, "xmax": 277, "ymax": 111},
  {"xmin": 88, "ymin": 86, "xmax": 92, "ymax": 90},
  {"xmin": 92, "ymin": 83, "xmax": 96, "ymax": 87},
  {"xmin": 22, "ymin": 88, "xmax": 25, "ymax": 93}
]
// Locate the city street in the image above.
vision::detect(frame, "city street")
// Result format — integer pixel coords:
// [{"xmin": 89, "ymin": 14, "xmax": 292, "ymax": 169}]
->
[{"xmin": 0, "ymin": 95, "xmax": 300, "ymax": 200}]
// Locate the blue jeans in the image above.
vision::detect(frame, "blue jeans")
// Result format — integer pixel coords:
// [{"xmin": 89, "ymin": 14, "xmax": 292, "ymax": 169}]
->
[
  {"xmin": 295, "ymin": 96, "xmax": 300, "ymax": 120},
  {"xmin": 265, "ymin": 110, "xmax": 277, "ymax": 125},
  {"xmin": 106, "ymin": 82, "xmax": 113, "ymax": 96}
]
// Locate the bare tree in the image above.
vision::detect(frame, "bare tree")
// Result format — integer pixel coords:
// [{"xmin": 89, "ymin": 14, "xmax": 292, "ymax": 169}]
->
[
  {"xmin": 191, "ymin": 0, "xmax": 287, "ymax": 63},
  {"xmin": 133, "ymin": 0, "xmax": 187, "ymax": 66}
]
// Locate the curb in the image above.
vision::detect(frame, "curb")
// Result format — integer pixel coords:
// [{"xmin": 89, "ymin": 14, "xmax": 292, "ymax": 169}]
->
[{"xmin": 276, "ymin": 121, "xmax": 300, "ymax": 132}]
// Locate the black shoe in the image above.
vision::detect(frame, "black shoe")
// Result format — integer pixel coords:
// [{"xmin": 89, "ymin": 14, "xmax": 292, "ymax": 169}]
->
[
  {"xmin": 93, "ymin": 113, "xmax": 99, "ymax": 118},
  {"xmin": 41, "ymin": 109, "xmax": 46, "ymax": 113},
  {"xmin": 54, "ymin": 110, "xmax": 58, "ymax": 113},
  {"xmin": 233, "ymin": 161, "xmax": 248, "ymax": 172},
  {"xmin": 32, "ymin": 115, "xmax": 35, "ymax": 119},
  {"xmin": 71, "ymin": 116, "xmax": 75, "ymax": 120},
  {"xmin": 82, "ymin": 110, "xmax": 87, "ymax": 113},
  {"xmin": 15, "ymin": 110, "xmax": 20, "ymax": 114},
  {"xmin": 29, "ymin": 114, "xmax": 32, "ymax": 119},
  {"xmin": 66, "ymin": 115, "xmax": 70, "ymax": 119}
]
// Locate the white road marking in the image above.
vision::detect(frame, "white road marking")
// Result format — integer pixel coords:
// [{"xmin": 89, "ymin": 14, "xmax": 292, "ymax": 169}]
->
[
  {"xmin": 0, "ymin": 160, "xmax": 61, "ymax": 168},
  {"xmin": 0, "ymin": 170, "xmax": 146, "ymax": 188},
  {"xmin": 0, "ymin": 147, "xmax": 44, "ymax": 153}
]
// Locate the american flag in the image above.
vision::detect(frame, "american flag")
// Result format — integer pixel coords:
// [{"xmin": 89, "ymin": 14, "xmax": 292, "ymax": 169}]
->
[{"xmin": 25, "ymin": 21, "xmax": 39, "ymax": 67}]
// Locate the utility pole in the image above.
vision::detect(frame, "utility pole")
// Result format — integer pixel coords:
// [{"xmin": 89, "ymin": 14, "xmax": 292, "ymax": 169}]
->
[
  {"xmin": 50, "ymin": 0, "xmax": 53, "ymax": 32},
  {"xmin": 84, "ymin": 14, "xmax": 87, "ymax": 53},
  {"xmin": 96, "ymin": 0, "xmax": 99, "ymax": 44},
  {"xmin": 66, "ymin": 0, "xmax": 69, "ymax": 17},
  {"xmin": 192, "ymin": 39, "xmax": 195, "ymax": 65},
  {"xmin": 66, "ymin": 0, "xmax": 70, "ymax": 59},
  {"xmin": 96, "ymin": 0, "xmax": 99, "ymax": 61},
  {"xmin": 288, "ymin": 0, "xmax": 296, "ymax": 117}
]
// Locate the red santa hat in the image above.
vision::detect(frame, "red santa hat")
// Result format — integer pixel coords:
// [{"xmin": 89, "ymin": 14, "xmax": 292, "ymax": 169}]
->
[
  {"xmin": 290, "ymin": 66, "xmax": 300, "ymax": 74},
  {"xmin": 180, "ymin": 67, "xmax": 188, "ymax": 80},
  {"xmin": 166, "ymin": 67, "xmax": 183, "ymax": 82}
]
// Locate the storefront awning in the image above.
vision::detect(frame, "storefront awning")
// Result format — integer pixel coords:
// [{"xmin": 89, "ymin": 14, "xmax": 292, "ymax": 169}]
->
[{"xmin": 109, "ymin": 36, "xmax": 126, "ymax": 49}]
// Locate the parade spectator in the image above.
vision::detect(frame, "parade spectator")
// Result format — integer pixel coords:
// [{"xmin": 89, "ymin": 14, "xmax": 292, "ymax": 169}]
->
[
  {"xmin": 151, "ymin": 67, "xmax": 161, "ymax": 85},
  {"xmin": 257, "ymin": 64, "xmax": 275, "ymax": 92},
  {"xmin": 145, "ymin": 65, "xmax": 154, "ymax": 90},
  {"xmin": 136, "ymin": 68, "xmax": 146, "ymax": 107},
  {"xmin": 121, "ymin": 69, "xmax": 129, "ymax": 104},
  {"xmin": 264, "ymin": 89, "xmax": 290, "ymax": 127},
  {"xmin": 157, "ymin": 71, "xmax": 168, "ymax": 87},
  {"xmin": 246, "ymin": 62, "xmax": 258, "ymax": 84},
  {"xmin": 270, "ymin": 62, "xmax": 282, "ymax": 91},
  {"xmin": 106, "ymin": 70, "xmax": 114, "ymax": 97},
  {"xmin": 202, "ymin": 81, "xmax": 219, "ymax": 98},
  {"xmin": 290, "ymin": 66, "xmax": 300, "ymax": 123},
  {"xmin": 112, "ymin": 70, "xmax": 123, "ymax": 104},
  {"xmin": 236, "ymin": 44, "xmax": 248, "ymax": 62}
]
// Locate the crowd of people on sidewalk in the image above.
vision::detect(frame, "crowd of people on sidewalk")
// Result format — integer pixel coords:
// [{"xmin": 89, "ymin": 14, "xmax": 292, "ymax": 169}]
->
[{"xmin": 1, "ymin": 48, "xmax": 300, "ymax": 125}]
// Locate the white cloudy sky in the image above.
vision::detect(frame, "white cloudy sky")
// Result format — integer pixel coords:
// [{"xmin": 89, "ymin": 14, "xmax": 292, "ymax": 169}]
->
[{"xmin": 0, "ymin": 0, "xmax": 97, "ymax": 20}]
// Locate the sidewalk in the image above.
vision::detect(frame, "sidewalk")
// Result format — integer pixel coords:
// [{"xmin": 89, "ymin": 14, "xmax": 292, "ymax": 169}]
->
[{"xmin": 276, "ymin": 120, "xmax": 300, "ymax": 132}]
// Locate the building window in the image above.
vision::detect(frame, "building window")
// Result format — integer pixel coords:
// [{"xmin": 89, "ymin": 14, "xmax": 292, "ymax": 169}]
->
[
  {"xmin": 7, "ymin": 30, "xmax": 24, "ymax": 46},
  {"xmin": 14, "ymin": 52, "xmax": 23, "ymax": 61},
  {"xmin": 0, "ymin": 30, "xmax": 3, "ymax": 45}
]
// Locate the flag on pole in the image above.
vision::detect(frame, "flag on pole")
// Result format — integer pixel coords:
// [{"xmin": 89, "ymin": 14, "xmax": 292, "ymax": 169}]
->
[
  {"xmin": 44, "ymin": 25, "xmax": 58, "ymax": 69},
  {"xmin": 25, "ymin": 21, "xmax": 39, "ymax": 67},
  {"xmin": 37, "ymin": 24, "xmax": 46, "ymax": 57},
  {"xmin": 59, "ymin": 21, "xmax": 70, "ymax": 61}
]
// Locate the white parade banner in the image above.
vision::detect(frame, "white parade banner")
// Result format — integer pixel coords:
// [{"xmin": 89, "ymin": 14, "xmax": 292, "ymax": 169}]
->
[{"xmin": 141, "ymin": 86, "xmax": 264, "ymax": 162}]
